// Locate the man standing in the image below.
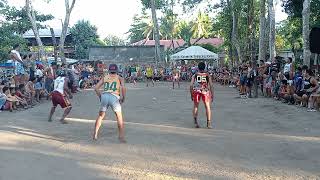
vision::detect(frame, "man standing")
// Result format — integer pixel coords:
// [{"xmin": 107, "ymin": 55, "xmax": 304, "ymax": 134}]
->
[
  {"xmin": 190, "ymin": 62, "xmax": 214, "ymax": 129},
  {"xmin": 93, "ymin": 64, "xmax": 126, "ymax": 143},
  {"xmin": 146, "ymin": 65, "xmax": 154, "ymax": 87},
  {"xmin": 44, "ymin": 62, "xmax": 57, "ymax": 98},
  {"xmin": 172, "ymin": 66, "xmax": 180, "ymax": 89},
  {"xmin": 48, "ymin": 70, "xmax": 73, "ymax": 124},
  {"xmin": 10, "ymin": 44, "xmax": 25, "ymax": 86}
]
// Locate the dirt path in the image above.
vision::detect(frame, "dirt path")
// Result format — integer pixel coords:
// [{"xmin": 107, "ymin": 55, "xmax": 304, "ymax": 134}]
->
[{"xmin": 0, "ymin": 82, "xmax": 319, "ymax": 180}]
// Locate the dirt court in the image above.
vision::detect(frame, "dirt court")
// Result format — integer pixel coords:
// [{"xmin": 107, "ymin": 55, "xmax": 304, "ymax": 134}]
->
[{"xmin": 0, "ymin": 82, "xmax": 320, "ymax": 180}]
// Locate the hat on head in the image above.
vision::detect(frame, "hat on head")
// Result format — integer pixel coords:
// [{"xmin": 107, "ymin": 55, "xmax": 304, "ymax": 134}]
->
[{"xmin": 108, "ymin": 64, "xmax": 118, "ymax": 73}]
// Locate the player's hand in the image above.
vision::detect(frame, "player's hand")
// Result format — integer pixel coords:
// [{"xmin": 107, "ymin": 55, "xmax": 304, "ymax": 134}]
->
[
  {"xmin": 120, "ymin": 97, "xmax": 125, "ymax": 104},
  {"xmin": 191, "ymin": 95, "xmax": 194, "ymax": 101}
]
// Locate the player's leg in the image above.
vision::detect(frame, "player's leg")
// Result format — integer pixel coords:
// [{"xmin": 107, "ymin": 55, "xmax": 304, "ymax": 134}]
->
[
  {"xmin": 203, "ymin": 94, "xmax": 212, "ymax": 129},
  {"xmin": 115, "ymin": 111, "xmax": 125, "ymax": 143},
  {"xmin": 112, "ymin": 97, "xmax": 126, "ymax": 142},
  {"xmin": 93, "ymin": 111, "xmax": 106, "ymax": 140},
  {"xmin": 48, "ymin": 92, "xmax": 58, "ymax": 122},
  {"xmin": 59, "ymin": 96, "xmax": 72, "ymax": 124},
  {"xmin": 193, "ymin": 92, "xmax": 200, "ymax": 128},
  {"xmin": 178, "ymin": 78, "xmax": 180, "ymax": 88}
]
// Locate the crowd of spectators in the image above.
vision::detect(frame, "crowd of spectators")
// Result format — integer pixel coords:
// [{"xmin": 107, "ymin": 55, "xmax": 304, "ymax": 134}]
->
[{"xmin": 214, "ymin": 58, "xmax": 320, "ymax": 112}]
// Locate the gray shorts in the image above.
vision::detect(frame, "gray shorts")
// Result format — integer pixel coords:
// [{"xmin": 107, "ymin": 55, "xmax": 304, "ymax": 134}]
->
[{"xmin": 100, "ymin": 93, "xmax": 121, "ymax": 112}]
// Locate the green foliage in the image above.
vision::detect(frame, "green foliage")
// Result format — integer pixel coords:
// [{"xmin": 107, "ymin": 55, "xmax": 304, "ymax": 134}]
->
[
  {"xmin": 277, "ymin": 18, "xmax": 303, "ymax": 51},
  {"xmin": 176, "ymin": 21, "xmax": 193, "ymax": 46},
  {"xmin": 0, "ymin": 3, "xmax": 51, "ymax": 61},
  {"xmin": 0, "ymin": 6, "xmax": 54, "ymax": 35},
  {"xmin": 127, "ymin": 12, "xmax": 151, "ymax": 43},
  {"xmin": 70, "ymin": 20, "xmax": 102, "ymax": 59},
  {"xmin": 191, "ymin": 11, "xmax": 213, "ymax": 38},
  {"xmin": 141, "ymin": 0, "xmax": 166, "ymax": 9},
  {"xmin": 0, "ymin": 25, "xmax": 27, "ymax": 61},
  {"xmin": 200, "ymin": 43, "xmax": 222, "ymax": 53},
  {"xmin": 104, "ymin": 35, "xmax": 125, "ymax": 46},
  {"xmin": 282, "ymin": 0, "xmax": 320, "ymax": 26},
  {"xmin": 159, "ymin": 9, "xmax": 179, "ymax": 40}
]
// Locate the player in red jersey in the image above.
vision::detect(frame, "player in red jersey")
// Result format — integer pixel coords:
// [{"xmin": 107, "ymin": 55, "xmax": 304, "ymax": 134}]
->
[{"xmin": 190, "ymin": 62, "xmax": 214, "ymax": 129}]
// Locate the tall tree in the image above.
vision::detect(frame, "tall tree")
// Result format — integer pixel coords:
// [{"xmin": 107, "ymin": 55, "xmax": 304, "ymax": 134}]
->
[
  {"xmin": 258, "ymin": 0, "xmax": 266, "ymax": 61},
  {"xmin": 302, "ymin": 0, "xmax": 311, "ymax": 66},
  {"xmin": 191, "ymin": 11, "xmax": 212, "ymax": 38},
  {"xmin": 70, "ymin": 20, "xmax": 102, "ymax": 59},
  {"xmin": 150, "ymin": 0, "xmax": 162, "ymax": 63},
  {"xmin": 268, "ymin": 0, "xmax": 276, "ymax": 61},
  {"xmin": 230, "ymin": 0, "xmax": 243, "ymax": 63},
  {"xmin": 59, "ymin": 0, "xmax": 76, "ymax": 63},
  {"xmin": 25, "ymin": 0, "xmax": 45, "ymax": 58}
]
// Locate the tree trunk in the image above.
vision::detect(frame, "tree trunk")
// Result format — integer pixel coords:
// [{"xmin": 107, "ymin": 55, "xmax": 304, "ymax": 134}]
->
[
  {"xmin": 59, "ymin": 0, "xmax": 76, "ymax": 63},
  {"xmin": 25, "ymin": 0, "xmax": 45, "ymax": 60},
  {"xmin": 268, "ymin": 0, "xmax": 276, "ymax": 61},
  {"xmin": 258, "ymin": 0, "xmax": 266, "ymax": 62},
  {"xmin": 150, "ymin": 0, "xmax": 161, "ymax": 64},
  {"xmin": 230, "ymin": 0, "xmax": 242, "ymax": 64},
  {"xmin": 302, "ymin": 0, "xmax": 311, "ymax": 66}
]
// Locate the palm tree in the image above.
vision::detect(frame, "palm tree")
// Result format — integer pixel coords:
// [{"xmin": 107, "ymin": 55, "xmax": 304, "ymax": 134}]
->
[
  {"xmin": 191, "ymin": 11, "xmax": 212, "ymax": 38},
  {"xmin": 177, "ymin": 21, "xmax": 193, "ymax": 46},
  {"xmin": 150, "ymin": 0, "xmax": 161, "ymax": 63}
]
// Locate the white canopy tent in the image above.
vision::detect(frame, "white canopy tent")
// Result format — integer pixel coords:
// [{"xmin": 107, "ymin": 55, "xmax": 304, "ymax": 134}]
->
[{"xmin": 170, "ymin": 46, "xmax": 219, "ymax": 61}]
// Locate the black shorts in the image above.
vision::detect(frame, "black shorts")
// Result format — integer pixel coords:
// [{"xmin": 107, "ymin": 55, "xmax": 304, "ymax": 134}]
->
[{"xmin": 146, "ymin": 76, "xmax": 153, "ymax": 80}]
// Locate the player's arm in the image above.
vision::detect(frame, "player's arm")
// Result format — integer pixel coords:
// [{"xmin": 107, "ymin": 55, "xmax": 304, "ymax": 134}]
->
[
  {"xmin": 64, "ymin": 78, "xmax": 72, "ymax": 99},
  {"xmin": 119, "ymin": 77, "xmax": 126, "ymax": 104},
  {"xmin": 190, "ymin": 75, "xmax": 195, "ymax": 101},
  {"xmin": 11, "ymin": 52, "xmax": 24, "ymax": 64},
  {"xmin": 94, "ymin": 77, "xmax": 104, "ymax": 99}
]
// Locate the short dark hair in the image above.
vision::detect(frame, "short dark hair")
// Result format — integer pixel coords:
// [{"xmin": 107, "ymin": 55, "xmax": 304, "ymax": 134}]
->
[
  {"xmin": 297, "ymin": 66, "xmax": 302, "ymax": 72},
  {"xmin": 306, "ymin": 69, "xmax": 314, "ymax": 76},
  {"xmin": 19, "ymin": 84, "xmax": 25, "ymax": 90},
  {"xmin": 288, "ymin": 57, "xmax": 293, "ymax": 63},
  {"xmin": 13, "ymin": 44, "xmax": 20, "ymax": 49},
  {"xmin": 2, "ymin": 86, "xmax": 9, "ymax": 93},
  {"xmin": 198, "ymin": 62, "xmax": 206, "ymax": 71},
  {"xmin": 29, "ymin": 77, "xmax": 36, "ymax": 82},
  {"xmin": 302, "ymin": 65, "xmax": 309, "ymax": 70}
]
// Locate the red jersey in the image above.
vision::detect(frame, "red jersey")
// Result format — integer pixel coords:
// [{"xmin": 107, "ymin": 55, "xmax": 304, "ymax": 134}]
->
[{"xmin": 193, "ymin": 72, "xmax": 210, "ymax": 94}]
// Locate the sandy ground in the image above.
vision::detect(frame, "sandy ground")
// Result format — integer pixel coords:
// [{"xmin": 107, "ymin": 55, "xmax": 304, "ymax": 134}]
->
[{"xmin": 0, "ymin": 82, "xmax": 320, "ymax": 180}]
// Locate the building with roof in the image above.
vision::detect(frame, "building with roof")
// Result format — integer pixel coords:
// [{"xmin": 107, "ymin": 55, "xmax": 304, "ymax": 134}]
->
[{"xmin": 23, "ymin": 28, "xmax": 74, "ymax": 58}]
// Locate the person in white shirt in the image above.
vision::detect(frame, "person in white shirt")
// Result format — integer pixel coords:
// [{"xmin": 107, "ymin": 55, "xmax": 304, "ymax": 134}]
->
[
  {"xmin": 10, "ymin": 44, "xmax": 25, "ymax": 86},
  {"xmin": 283, "ymin": 57, "xmax": 294, "ymax": 80}
]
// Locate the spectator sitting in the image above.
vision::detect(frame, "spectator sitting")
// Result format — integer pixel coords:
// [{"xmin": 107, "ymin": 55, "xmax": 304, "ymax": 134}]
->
[
  {"xmin": 0, "ymin": 86, "xmax": 13, "ymax": 112},
  {"xmin": 14, "ymin": 86, "xmax": 28, "ymax": 109}
]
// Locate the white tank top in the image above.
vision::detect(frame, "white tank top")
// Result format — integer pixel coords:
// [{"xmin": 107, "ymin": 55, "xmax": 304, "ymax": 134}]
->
[
  {"xmin": 284, "ymin": 63, "xmax": 291, "ymax": 73},
  {"xmin": 54, "ymin": 77, "xmax": 65, "ymax": 94}
]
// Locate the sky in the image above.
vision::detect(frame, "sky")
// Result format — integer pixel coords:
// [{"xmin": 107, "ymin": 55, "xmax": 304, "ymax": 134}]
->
[{"xmin": 9, "ymin": 0, "xmax": 287, "ymax": 40}]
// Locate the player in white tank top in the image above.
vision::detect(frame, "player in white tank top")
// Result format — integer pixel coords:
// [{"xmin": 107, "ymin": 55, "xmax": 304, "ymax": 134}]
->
[{"xmin": 54, "ymin": 76, "xmax": 66, "ymax": 94}]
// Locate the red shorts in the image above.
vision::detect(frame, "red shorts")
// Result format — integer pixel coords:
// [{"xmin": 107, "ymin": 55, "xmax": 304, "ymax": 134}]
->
[
  {"xmin": 51, "ymin": 91, "xmax": 71, "ymax": 108},
  {"xmin": 192, "ymin": 91, "xmax": 212, "ymax": 104}
]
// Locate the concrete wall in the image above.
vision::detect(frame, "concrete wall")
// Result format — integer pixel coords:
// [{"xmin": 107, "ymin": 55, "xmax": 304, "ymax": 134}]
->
[{"xmin": 89, "ymin": 46, "xmax": 165, "ymax": 64}]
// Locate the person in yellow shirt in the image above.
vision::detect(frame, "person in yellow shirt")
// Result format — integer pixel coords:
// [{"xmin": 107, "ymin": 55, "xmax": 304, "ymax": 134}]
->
[
  {"xmin": 93, "ymin": 64, "xmax": 126, "ymax": 143},
  {"xmin": 146, "ymin": 65, "xmax": 155, "ymax": 87}
]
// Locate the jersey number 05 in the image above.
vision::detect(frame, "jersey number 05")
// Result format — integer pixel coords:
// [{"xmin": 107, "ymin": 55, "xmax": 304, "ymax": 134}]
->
[{"xmin": 196, "ymin": 76, "xmax": 207, "ymax": 83}]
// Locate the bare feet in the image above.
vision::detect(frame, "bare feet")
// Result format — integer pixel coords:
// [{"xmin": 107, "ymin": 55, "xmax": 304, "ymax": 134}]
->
[
  {"xmin": 60, "ymin": 119, "xmax": 68, "ymax": 124},
  {"xmin": 119, "ymin": 137, "xmax": 126, "ymax": 143}
]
